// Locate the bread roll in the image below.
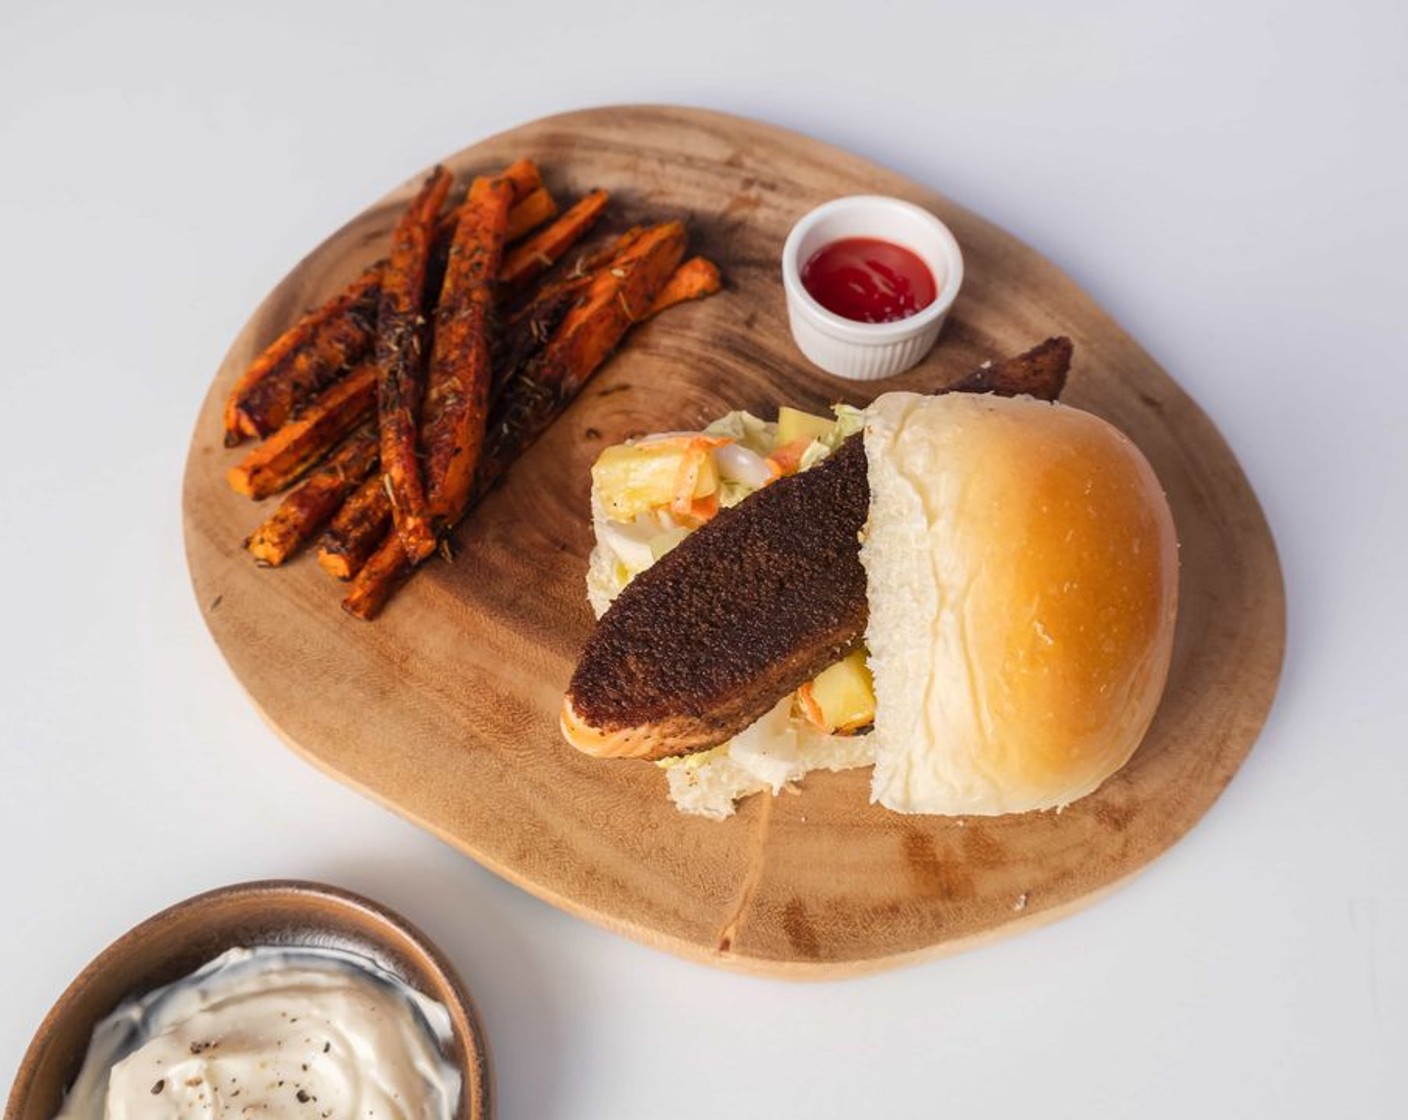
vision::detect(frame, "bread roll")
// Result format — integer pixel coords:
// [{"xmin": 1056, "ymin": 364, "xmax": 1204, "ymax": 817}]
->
[{"xmin": 861, "ymin": 392, "xmax": 1178, "ymax": 815}]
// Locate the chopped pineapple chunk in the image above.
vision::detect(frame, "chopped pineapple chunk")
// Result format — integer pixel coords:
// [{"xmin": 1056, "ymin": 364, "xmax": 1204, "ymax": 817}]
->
[
  {"xmin": 800, "ymin": 648, "xmax": 876, "ymax": 733},
  {"xmin": 592, "ymin": 438, "xmax": 720, "ymax": 522},
  {"xmin": 776, "ymin": 406, "xmax": 835, "ymax": 450}
]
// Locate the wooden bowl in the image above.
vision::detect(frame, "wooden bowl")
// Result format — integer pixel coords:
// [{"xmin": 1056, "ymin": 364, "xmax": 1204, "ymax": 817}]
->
[{"xmin": 5, "ymin": 881, "xmax": 491, "ymax": 1120}]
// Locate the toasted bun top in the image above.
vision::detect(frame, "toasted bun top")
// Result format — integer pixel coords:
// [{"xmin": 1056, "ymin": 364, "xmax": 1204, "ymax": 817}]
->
[{"xmin": 861, "ymin": 392, "xmax": 1178, "ymax": 815}]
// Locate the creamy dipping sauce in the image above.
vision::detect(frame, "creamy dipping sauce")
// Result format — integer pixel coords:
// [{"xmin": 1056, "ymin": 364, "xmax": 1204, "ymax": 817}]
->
[{"xmin": 55, "ymin": 946, "xmax": 461, "ymax": 1120}]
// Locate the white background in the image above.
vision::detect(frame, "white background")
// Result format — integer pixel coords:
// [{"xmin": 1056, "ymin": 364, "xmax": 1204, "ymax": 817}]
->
[{"xmin": 3, "ymin": 1, "xmax": 1406, "ymax": 1116}]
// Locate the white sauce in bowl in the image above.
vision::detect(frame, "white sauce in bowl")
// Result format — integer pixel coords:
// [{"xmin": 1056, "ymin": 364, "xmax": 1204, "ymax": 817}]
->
[{"xmin": 55, "ymin": 946, "xmax": 461, "ymax": 1120}]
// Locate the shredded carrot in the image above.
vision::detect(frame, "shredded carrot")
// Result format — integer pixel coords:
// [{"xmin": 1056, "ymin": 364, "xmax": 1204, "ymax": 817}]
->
[
  {"xmin": 684, "ymin": 493, "xmax": 720, "ymax": 525},
  {"xmin": 795, "ymin": 683, "xmax": 828, "ymax": 732},
  {"xmin": 669, "ymin": 436, "xmax": 729, "ymax": 517},
  {"xmin": 766, "ymin": 437, "xmax": 815, "ymax": 478}
]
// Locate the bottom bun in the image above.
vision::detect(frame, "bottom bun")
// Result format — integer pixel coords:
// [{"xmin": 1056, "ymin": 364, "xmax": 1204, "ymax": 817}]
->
[{"xmin": 861, "ymin": 392, "xmax": 1179, "ymax": 815}]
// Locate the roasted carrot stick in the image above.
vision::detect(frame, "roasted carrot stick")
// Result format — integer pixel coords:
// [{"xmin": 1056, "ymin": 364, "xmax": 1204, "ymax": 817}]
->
[
  {"xmin": 500, "ymin": 158, "xmax": 542, "ymax": 203},
  {"xmin": 500, "ymin": 189, "xmax": 609, "ymax": 296},
  {"xmin": 425, "ymin": 175, "xmax": 514, "ymax": 529},
  {"xmin": 341, "ymin": 221, "xmax": 686, "ymax": 621},
  {"xmin": 495, "ymin": 280, "xmax": 584, "ymax": 400},
  {"xmin": 226, "ymin": 363, "xmax": 378, "ymax": 499},
  {"xmin": 244, "ymin": 426, "xmax": 379, "ymax": 566},
  {"xmin": 578, "ymin": 226, "xmax": 645, "ymax": 273},
  {"xmin": 505, "ymin": 187, "xmax": 557, "ymax": 241},
  {"xmin": 509, "ymin": 219, "xmax": 687, "ymax": 412},
  {"xmin": 485, "ymin": 221, "xmax": 687, "ymax": 494},
  {"xmin": 376, "ymin": 165, "xmax": 452, "ymax": 562},
  {"xmin": 227, "ymin": 180, "xmax": 569, "ymax": 450},
  {"xmin": 643, "ymin": 256, "xmax": 722, "ymax": 319},
  {"xmin": 506, "ymin": 226, "xmax": 645, "ymax": 324},
  {"xmin": 226, "ymin": 164, "xmax": 550, "ymax": 447},
  {"xmin": 317, "ymin": 474, "xmax": 392, "ymax": 579},
  {"xmin": 427, "ymin": 182, "xmax": 559, "ymax": 294},
  {"xmin": 435, "ymin": 176, "xmax": 551, "ymax": 246},
  {"xmin": 497, "ymin": 227, "xmax": 648, "ymax": 397},
  {"xmin": 223, "ymin": 266, "xmax": 380, "ymax": 445},
  {"xmin": 478, "ymin": 221, "xmax": 685, "ymax": 497},
  {"xmin": 341, "ymin": 529, "xmax": 414, "ymax": 620}
]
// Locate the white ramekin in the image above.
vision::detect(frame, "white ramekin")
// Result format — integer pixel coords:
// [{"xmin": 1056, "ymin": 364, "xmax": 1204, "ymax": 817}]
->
[{"xmin": 781, "ymin": 195, "xmax": 964, "ymax": 381}]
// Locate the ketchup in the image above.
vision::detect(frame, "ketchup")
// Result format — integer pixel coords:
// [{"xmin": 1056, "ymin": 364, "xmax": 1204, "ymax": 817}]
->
[{"xmin": 801, "ymin": 237, "xmax": 937, "ymax": 324}]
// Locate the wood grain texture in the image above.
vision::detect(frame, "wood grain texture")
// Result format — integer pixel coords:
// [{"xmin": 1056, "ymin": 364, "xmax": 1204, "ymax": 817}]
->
[{"xmin": 182, "ymin": 106, "xmax": 1285, "ymax": 977}]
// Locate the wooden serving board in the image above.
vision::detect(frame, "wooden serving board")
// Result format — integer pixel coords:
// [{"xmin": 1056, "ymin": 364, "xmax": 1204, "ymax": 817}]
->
[{"xmin": 183, "ymin": 106, "xmax": 1285, "ymax": 977}]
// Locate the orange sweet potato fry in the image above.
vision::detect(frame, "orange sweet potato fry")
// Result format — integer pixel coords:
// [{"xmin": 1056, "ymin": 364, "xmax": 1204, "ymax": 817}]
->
[
  {"xmin": 500, "ymin": 158, "xmax": 542, "ymax": 203},
  {"xmin": 376, "ymin": 165, "xmax": 452, "ymax": 563},
  {"xmin": 431, "ymin": 167, "xmax": 543, "ymax": 248},
  {"xmin": 341, "ymin": 530, "xmax": 414, "ymax": 621},
  {"xmin": 424, "ymin": 175, "xmax": 514, "ymax": 529},
  {"xmin": 244, "ymin": 426, "xmax": 379, "ymax": 566},
  {"xmin": 578, "ymin": 226, "xmax": 645, "ymax": 273},
  {"xmin": 500, "ymin": 189, "xmax": 609, "ymax": 296},
  {"xmin": 224, "ymin": 266, "xmax": 380, "ymax": 445},
  {"xmin": 477, "ymin": 220, "xmax": 686, "ymax": 498},
  {"xmin": 227, "ymin": 188, "xmax": 616, "ymax": 449},
  {"xmin": 225, "ymin": 163, "xmax": 549, "ymax": 449},
  {"xmin": 342, "ymin": 221, "xmax": 686, "ymax": 621},
  {"xmin": 533, "ymin": 222, "xmax": 685, "ymax": 381},
  {"xmin": 496, "ymin": 279, "xmax": 587, "ymax": 397},
  {"xmin": 505, "ymin": 187, "xmax": 558, "ymax": 241},
  {"xmin": 226, "ymin": 363, "xmax": 378, "ymax": 499},
  {"xmin": 497, "ymin": 226, "xmax": 649, "ymax": 397},
  {"xmin": 317, "ymin": 474, "xmax": 392, "ymax": 580},
  {"xmin": 643, "ymin": 256, "xmax": 722, "ymax": 318}
]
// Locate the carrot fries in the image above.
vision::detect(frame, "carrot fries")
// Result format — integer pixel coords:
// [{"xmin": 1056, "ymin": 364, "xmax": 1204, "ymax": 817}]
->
[
  {"xmin": 226, "ymin": 363, "xmax": 377, "ymax": 499},
  {"xmin": 500, "ymin": 189, "xmax": 608, "ymax": 297},
  {"xmin": 223, "ymin": 267, "xmax": 379, "ymax": 445},
  {"xmin": 424, "ymin": 175, "xmax": 514, "ymax": 530},
  {"xmin": 644, "ymin": 256, "xmax": 722, "ymax": 318},
  {"xmin": 245, "ymin": 426, "xmax": 378, "ymax": 566},
  {"xmin": 504, "ymin": 187, "xmax": 558, "ymax": 241},
  {"xmin": 224, "ymin": 156, "xmax": 724, "ymax": 624},
  {"xmin": 316, "ymin": 475, "xmax": 391, "ymax": 580},
  {"xmin": 375, "ymin": 166, "xmax": 452, "ymax": 562},
  {"xmin": 342, "ymin": 220, "xmax": 686, "ymax": 620}
]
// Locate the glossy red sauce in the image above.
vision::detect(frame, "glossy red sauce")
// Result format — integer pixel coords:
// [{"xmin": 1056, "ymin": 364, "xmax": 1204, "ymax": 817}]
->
[{"xmin": 800, "ymin": 237, "xmax": 937, "ymax": 324}]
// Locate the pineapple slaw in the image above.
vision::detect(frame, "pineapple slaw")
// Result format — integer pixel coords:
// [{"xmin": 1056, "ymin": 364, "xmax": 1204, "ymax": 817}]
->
[{"xmin": 584, "ymin": 403, "xmax": 876, "ymax": 819}]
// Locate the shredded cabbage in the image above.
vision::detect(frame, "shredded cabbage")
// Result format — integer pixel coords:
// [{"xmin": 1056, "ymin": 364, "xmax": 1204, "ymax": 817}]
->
[
  {"xmin": 797, "ymin": 438, "xmax": 831, "ymax": 472},
  {"xmin": 703, "ymin": 410, "xmax": 775, "ymax": 455},
  {"xmin": 827, "ymin": 403, "xmax": 866, "ymax": 445}
]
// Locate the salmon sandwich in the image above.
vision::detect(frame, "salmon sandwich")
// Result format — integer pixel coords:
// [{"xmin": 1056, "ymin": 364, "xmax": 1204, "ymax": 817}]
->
[{"xmin": 560, "ymin": 340, "xmax": 1178, "ymax": 819}]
